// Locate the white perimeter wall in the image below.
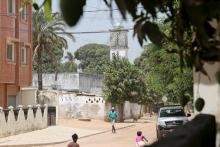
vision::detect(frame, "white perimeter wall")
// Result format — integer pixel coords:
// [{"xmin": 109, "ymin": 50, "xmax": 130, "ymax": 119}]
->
[
  {"xmin": 0, "ymin": 105, "xmax": 47, "ymax": 138},
  {"xmin": 58, "ymin": 94, "xmax": 142, "ymax": 120},
  {"xmin": 58, "ymin": 93, "xmax": 105, "ymax": 119}
]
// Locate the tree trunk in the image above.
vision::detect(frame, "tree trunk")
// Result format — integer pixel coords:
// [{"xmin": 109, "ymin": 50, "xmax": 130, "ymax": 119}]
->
[
  {"xmin": 139, "ymin": 104, "xmax": 143, "ymax": 119},
  {"xmin": 55, "ymin": 70, "xmax": 58, "ymax": 81},
  {"xmin": 118, "ymin": 103, "xmax": 124, "ymax": 122},
  {"xmin": 37, "ymin": 50, "xmax": 43, "ymax": 90},
  {"xmin": 54, "ymin": 61, "xmax": 58, "ymax": 81}
]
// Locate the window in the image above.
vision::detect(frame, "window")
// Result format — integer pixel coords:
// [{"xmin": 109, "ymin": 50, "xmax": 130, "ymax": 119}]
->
[
  {"xmin": 21, "ymin": 47, "xmax": 27, "ymax": 64},
  {"xmin": 21, "ymin": 4, "xmax": 27, "ymax": 21},
  {"xmin": 7, "ymin": 0, "xmax": 15, "ymax": 15},
  {"xmin": 7, "ymin": 43, "xmax": 15, "ymax": 62},
  {"xmin": 160, "ymin": 109, "xmax": 186, "ymax": 117},
  {"xmin": 8, "ymin": 95, "xmax": 16, "ymax": 107}
]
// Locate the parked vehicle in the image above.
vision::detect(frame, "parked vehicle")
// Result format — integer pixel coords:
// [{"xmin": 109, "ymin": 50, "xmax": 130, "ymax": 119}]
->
[{"xmin": 156, "ymin": 105, "xmax": 190, "ymax": 139}]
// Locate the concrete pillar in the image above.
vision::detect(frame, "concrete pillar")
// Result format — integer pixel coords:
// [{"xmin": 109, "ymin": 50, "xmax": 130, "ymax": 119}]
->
[
  {"xmin": 7, "ymin": 106, "xmax": 16, "ymax": 135},
  {"xmin": 0, "ymin": 107, "xmax": 6, "ymax": 137},
  {"xmin": 35, "ymin": 104, "xmax": 43, "ymax": 129},
  {"xmin": 16, "ymin": 105, "xmax": 26, "ymax": 134},
  {"xmin": 43, "ymin": 104, "xmax": 48, "ymax": 128},
  {"xmin": 27, "ymin": 105, "xmax": 34, "ymax": 131}
]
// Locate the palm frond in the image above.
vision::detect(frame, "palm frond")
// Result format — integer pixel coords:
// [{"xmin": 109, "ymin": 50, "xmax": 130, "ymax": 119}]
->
[{"xmin": 33, "ymin": 10, "xmax": 75, "ymax": 67}]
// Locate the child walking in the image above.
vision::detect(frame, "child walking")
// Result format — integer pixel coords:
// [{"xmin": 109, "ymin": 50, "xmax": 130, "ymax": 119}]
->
[
  {"xmin": 67, "ymin": 133, "xmax": 80, "ymax": 147},
  {"xmin": 108, "ymin": 107, "xmax": 117, "ymax": 133},
  {"xmin": 136, "ymin": 131, "xmax": 148, "ymax": 147}
]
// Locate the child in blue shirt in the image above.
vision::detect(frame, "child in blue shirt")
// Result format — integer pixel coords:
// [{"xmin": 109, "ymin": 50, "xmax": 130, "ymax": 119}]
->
[{"xmin": 108, "ymin": 107, "xmax": 117, "ymax": 133}]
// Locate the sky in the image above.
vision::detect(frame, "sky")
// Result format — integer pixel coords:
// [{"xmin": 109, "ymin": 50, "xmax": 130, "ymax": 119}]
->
[{"xmin": 51, "ymin": 0, "xmax": 146, "ymax": 62}]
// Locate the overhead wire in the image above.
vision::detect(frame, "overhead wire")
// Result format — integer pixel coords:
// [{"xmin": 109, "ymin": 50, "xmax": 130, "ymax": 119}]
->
[
  {"xmin": 0, "ymin": 26, "xmax": 133, "ymax": 34},
  {"xmin": 0, "ymin": 8, "xmax": 118, "ymax": 16},
  {"xmin": 66, "ymin": 28, "xmax": 133, "ymax": 34},
  {"xmin": 1, "ymin": 2, "xmax": 141, "ymax": 37},
  {"xmin": 0, "ymin": 7, "xmax": 144, "ymax": 16}
]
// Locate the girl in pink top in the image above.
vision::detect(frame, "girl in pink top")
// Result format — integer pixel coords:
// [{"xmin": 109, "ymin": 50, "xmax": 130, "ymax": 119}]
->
[{"xmin": 136, "ymin": 131, "xmax": 148, "ymax": 147}]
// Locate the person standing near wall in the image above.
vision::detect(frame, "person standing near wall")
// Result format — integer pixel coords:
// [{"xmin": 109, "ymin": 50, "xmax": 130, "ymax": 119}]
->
[{"xmin": 108, "ymin": 107, "xmax": 118, "ymax": 133}]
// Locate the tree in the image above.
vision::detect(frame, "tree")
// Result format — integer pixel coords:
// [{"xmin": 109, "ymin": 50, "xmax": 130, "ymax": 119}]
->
[
  {"xmin": 33, "ymin": 11, "xmax": 74, "ymax": 90},
  {"xmin": 65, "ymin": 52, "xmax": 75, "ymax": 62},
  {"xmin": 33, "ymin": 51, "xmax": 77, "ymax": 73},
  {"xmin": 33, "ymin": 47, "xmax": 64, "ymax": 73},
  {"xmin": 135, "ymin": 43, "xmax": 193, "ymax": 104},
  {"xmin": 62, "ymin": 52, "xmax": 78, "ymax": 72},
  {"xmin": 74, "ymin": 43, "xmax": 110, "ymax": 74},
  {"xmin": 59, "ymin": 62, "xmax": 77, "ymax": 73},
  {"xmin": 103, "ymin": 55, "xmax": 150, "ymax": 121}
]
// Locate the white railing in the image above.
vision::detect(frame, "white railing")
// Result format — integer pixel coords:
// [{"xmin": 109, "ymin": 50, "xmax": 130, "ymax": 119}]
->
[{"xmin": 0, "ymin": 104, "xmax": 47, "ymax": 137}]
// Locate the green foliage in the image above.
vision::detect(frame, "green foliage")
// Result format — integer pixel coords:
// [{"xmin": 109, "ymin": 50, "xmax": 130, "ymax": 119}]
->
[
  {"xmin": 33, "ymin": 47, "xmax": 64, "ymax": 73},
  {"xmin": 74, "ymin": 43, "xmax": 110, "ymax": 74},
  {"xmin": 59, "ymin": 62, "xmax": 77, "ymax": 73},
  {"xmin": 33, "ymin": 50, "xmax": 77, "ymax": 73},
  {"xmin": 62, "ymin": 52, "xmax": 77, "ymax": 72},
  {"xmin": 44, "ymin": 0, "xmax": 52, "ymax": 20},
  {"xmin": 103, "ymin": 55, "xmax": 151, "ymax": 105},
  {"xmin": 65, "ymin": 52, "xmax": 75, "ymax": 62},
  {"xmin": 135, "ymin": 43, "xmax": 193, "ymax": 103},
  {"xmin": 33, "ymin": 11, "xmax": 74, "ymax": 56}
]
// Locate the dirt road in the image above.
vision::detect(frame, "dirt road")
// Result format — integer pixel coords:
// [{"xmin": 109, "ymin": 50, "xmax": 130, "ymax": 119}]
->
[{"xmin": 43, "ymin": 119, "xmax": 157, "ymax": 147}]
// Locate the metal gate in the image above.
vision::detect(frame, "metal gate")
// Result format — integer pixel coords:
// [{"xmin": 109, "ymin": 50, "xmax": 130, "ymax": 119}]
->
[{"xmin": 48, "ymin": 106, "xmax": 56, "ymax": 126}]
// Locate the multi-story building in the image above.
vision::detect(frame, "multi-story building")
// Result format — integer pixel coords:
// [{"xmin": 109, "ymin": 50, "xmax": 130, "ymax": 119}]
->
[{"xmin": 0, "ymin": 0, "xmax": 32, "ymax": 108}]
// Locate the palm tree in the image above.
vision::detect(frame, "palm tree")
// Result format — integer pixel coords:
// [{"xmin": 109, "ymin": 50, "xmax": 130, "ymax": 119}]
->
[
  {"xmin": 33, "ymin": 11, "xmax": 74, "ymax": 90},
  {"xmin": 65, "ymin": 52, "xmax": 75, "ymax": 62},
  {"xmin": 63, "ymin": 52, "xmax": 77, "ymax": 72}
]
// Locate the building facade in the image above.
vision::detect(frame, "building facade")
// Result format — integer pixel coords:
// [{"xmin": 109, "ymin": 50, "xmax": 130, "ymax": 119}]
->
[{"xmin": 0, "ymin": 0, "xmax": 32, "ymax": 108}]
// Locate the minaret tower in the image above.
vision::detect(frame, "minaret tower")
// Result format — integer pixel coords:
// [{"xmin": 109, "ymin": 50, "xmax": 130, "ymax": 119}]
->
[{"xmin": 109, "ymin": 25, "xmax": 128, "ymax": 60}]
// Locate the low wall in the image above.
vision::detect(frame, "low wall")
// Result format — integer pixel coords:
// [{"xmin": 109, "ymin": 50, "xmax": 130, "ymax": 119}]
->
[
  {"xmin": 0, "ymin": 105, "xmax": 47, "ymax": 138},
  {"xmin": 36, "ymin": 90, "xmax": 144, "ymax": 121},
  {"xmin": 58, "ymin": 93, "xmax": 143, "ymax": 120},
  {"xmin": 104, "ymin": 102, "xmax": 143, "ymax": 121},
  {"xmin": 58, "ymin": 93, "xmax": 105, "ymax": 119},
  {"xmin": 124, "ymin": 101, "xmax": 142, "ymax": 119}
]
